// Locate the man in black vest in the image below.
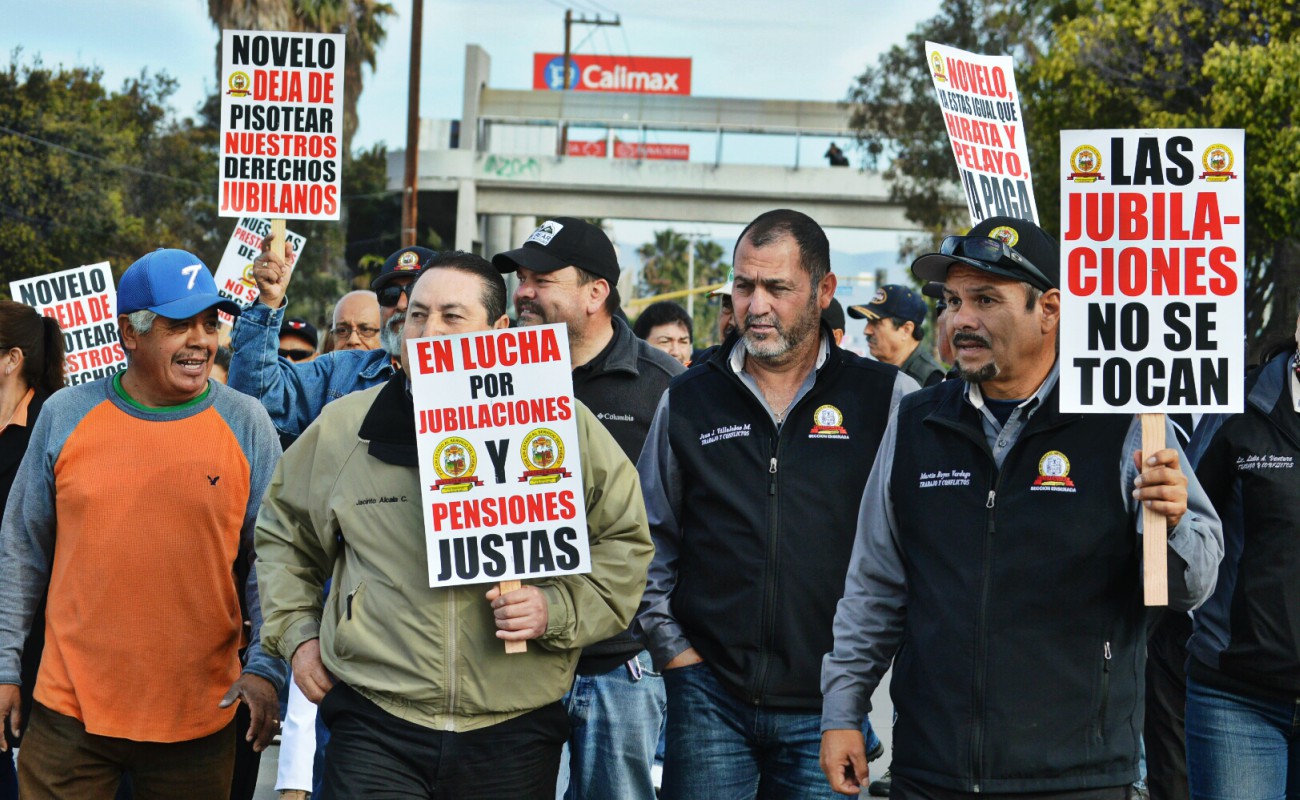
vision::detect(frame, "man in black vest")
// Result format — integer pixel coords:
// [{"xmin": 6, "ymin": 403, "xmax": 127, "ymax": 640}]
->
[
  {"xmin": 819, "ymin": 216, "xmax": 1223, "ymax": 799},
  {"xmin": 637, "ymin": 209, "xmax": 918, "ymax": 798},
  {"xmin": 494, "ymin": 218, "xmax": 683, "ymax": 800}
]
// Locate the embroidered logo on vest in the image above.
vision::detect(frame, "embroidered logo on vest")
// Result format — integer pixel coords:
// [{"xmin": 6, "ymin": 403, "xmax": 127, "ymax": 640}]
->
[
  {"xmin": 1031, "ymin": 450, "xmax": 1077, "ymax": 493},
  {"xmin": 809, "ymin": 404, "xmax": 849, "ymax": 439}
]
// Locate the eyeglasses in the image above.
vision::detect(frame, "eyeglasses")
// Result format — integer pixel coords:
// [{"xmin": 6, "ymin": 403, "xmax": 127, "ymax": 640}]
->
[
  {"xmin": 278, "ymin": 348, "xmax": 315, "ymax": 362},
  {"xmin": 331, "ymin": 324, "xmax": 381, "ymax": 340},
  {"xmin": 938, "ymin": 236, "xmax": 1052, "ymax": 289},
  {"xmin": 377, "ymin": 282, "xmax": 414, "ymax": 308}
]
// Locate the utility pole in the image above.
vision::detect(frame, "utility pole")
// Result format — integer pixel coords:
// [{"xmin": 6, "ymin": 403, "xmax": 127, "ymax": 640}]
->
[
  {"xmin": 556, "ymin": 10, "xmax": 621, "ymax": 156},
  {"xmin": 401, "ymin": 0, "xmax": 424, "ymax": 247},
  {"xmin": 682, "ymin": 232, "xmax": 709, "ymax": 318}
]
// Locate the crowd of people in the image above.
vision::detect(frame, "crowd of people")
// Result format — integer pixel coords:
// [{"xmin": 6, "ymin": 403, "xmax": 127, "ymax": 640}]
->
[{"xmin": 0, "ymin": 207, "xmax": 1294, "ymax": 800}]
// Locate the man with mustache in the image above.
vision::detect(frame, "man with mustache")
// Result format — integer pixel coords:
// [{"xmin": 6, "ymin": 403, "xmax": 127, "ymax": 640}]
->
[
  {"xmin": 849, "ymin": 284, "xmax": 945, "ymax": 387},
  {"xmin": 227, "ymin": 243, "xmax": 431, "ymax": 444},
  {"xmin": 820, "ymin": 216, "xmax": 1224, "ymax": 799},
  {"xmin": 636, "ymin": 209, "xmax": 917, "ymax": 798},
  {"xmin": 0, "ymin": 249, "xmax": 286, "ymax": 797},
  {"xmin": 493, "ymin": 218, "xmax": 683, "ymax": 800}
]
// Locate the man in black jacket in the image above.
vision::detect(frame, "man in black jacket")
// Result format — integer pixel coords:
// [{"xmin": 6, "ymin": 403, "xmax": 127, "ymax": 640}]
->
[
  {"xmin": 637, "ymin": 209, "xmax": 917, "ymax": 798},
  {"xmin": 820, "ymin": 216, "xmax": 1223, "ymax": 799},
  {"xmin": 494, "ymin": 218, "xmax": 683, "ymax": 800}
]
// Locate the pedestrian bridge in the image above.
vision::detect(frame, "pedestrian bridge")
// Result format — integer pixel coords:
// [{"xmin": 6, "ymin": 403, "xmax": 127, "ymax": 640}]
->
[{"xmin": 388, "ymin": 45, "xmax": 950, "ymax": 254}]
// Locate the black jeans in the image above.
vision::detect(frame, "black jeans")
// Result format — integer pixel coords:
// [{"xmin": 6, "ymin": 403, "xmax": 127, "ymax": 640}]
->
[
  {"xmin": 891, "ymin": 773, "xmax": 1127, "ymax": 800},
  {"xmin": 317, "ymin": 683, "xmax": 568, "ymax": 799},
  {"xmin": 1145, "ymin": 609, "xmax": 1192, "ymax": 800}
]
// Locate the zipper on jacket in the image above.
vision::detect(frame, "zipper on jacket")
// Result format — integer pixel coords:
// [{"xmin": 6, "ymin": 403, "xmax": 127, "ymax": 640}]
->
[
  {"xmin": 969, "ymin": 473, "xmax": 1002, "ymax": 792},
  {"xmin": 1095, "ymin": 641, "xmax": 1112, "ymax": 742},
  {"xmin": 445, "ymin": 588, "xmax": 458, "ymax": 730},
  {"xmin": 751, "ymin": 436, "xmax": 782, "ymax": 703}
]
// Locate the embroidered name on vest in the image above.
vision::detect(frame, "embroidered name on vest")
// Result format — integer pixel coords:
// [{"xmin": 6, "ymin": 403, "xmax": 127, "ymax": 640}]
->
[
  {"xmin": 918, "ymin": 468, "xmax": 972, "ymax": 488},
  {"xmin": 1236, "ymin": 453, "xmax": 1295, "ymax": 470},
  {"xmin": 700, "ymin": 424, "xmax": 751, "ymax": 446}
]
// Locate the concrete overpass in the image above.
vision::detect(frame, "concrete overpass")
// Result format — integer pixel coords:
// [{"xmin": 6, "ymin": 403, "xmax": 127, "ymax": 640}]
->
[{"xmin": 389, "ymin": 45, "xmax": 940, "ymax": 257}]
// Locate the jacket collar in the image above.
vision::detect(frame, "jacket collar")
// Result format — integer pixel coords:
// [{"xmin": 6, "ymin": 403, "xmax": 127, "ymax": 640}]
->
[
  {"xmin": 360, "ymin": 350, "xmax": 399, "ymax": 381},
  {"xmin": 590, "ymin": 316, "xmax": 641, "ymax": 377},
  {"xmin": 358, "ymin": 372, "xmax": 419, "ymax": 467}
]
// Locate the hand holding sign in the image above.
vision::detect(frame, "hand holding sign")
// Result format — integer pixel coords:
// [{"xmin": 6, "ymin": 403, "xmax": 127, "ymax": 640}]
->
[
  {"xmin": 487, "ymin": 583, "xmax": 549, "ymax": 649},
  {"xmin": 253, "ymin": 233, "xmax": 292, "ymax": 309},
  {"xmin": 1132, "ymin": 446, "xmax": 1189, "ymax": 527}
]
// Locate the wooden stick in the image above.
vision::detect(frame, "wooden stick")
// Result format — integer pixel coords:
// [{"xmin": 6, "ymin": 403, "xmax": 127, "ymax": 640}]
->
[
  {"xmin": 1140, "ymin": 413, "xmax": 1168, "ymax": 606},
  {"xmin": 270, "ymin": 218, "xmax": 286, "ymax": 261},
  {"xmin": 498, "ymin": 579, "xmax": 527, "ymax": 654}
]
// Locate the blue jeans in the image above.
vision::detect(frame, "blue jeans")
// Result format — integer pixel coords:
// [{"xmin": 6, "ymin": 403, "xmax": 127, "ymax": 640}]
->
[
  {"xmin": 561, "ymin": 650, "xmax": 666, "ymax": 800},
  {"xmin": 661, "ymin": 662, "xmax": 880, "ymax": 800},
  {"xmin": 1185, "ymin": 674, "xmax": 1300, "ymax": 800}
]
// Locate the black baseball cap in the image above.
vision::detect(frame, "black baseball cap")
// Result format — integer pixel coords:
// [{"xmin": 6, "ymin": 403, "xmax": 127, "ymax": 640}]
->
[
  {"xmin": 492, "ymin": 218, "xmax": 620, "ymax": 285},
  {"xmin": 821, "ymin": 297, "xmax": 846, "ymax": 331},
  {"xmin": 372, "ymin": 246, "xmax": 437, "ymax": 292},
  {"xmin": 279, "ymin": 317, "xmax": 318, "ymax": 349},
  {"xmin": 920, "ymin": 281, "xmax": 945, "ymax": 300},
  {"xmin": 848, "ymin": 284, "xmax": 927, "ymax": 325},
  {"xmin": 911, "ymin": 216, "xmax": 1059, "ymax": 291}
]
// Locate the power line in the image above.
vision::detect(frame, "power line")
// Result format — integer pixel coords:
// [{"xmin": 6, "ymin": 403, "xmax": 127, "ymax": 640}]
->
[{"xmin": 0, "ymin": 123, "xmax": 207, "ymax": 188}]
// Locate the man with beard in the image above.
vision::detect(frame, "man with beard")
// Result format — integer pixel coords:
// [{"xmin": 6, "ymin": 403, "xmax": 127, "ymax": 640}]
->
[
  {"xmin": 493, "ymin": 218, "xmax": 683, "ymax": 800},
  {"xmin": 227, "ymin": 243, "xmax": 433, "ymax": 444},
  {"xmin": 820, "ymin": 216, "xmax": 1222, "ymax": 799},
  {"xmin": 636, "ymin": 209, "xmax": 917, "ymax": 798}
]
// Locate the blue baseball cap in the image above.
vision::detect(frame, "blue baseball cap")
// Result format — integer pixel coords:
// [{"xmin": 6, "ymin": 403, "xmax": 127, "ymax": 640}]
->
[
  {"xmin": 118, "ymin": 249, "xmax": 242, "ymax": 319},
  {"xmin": 848, "ymin": 284, "xmax": 927, "ymax": 326}
]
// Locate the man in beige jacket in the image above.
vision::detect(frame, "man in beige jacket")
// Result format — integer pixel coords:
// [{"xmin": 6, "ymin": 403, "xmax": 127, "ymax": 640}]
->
[{"xmin": 255, "ymin": 251, "xmax": 653, "ymax": 799}]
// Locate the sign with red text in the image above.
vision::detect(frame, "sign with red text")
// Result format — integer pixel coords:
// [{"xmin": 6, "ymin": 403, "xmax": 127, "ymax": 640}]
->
[
  {"xmin": 925, "ymin": 41, "xmax": 1038, "ymax": 225},
  {"xmin": 1059, "ymin": 129, "xmax": 1245, "ymax": 414},
  {"xmin": 534, "ymin": 53, "xmax": 691, "ymax": 95},
  {"xmin": 614, "ymin": 140, "xmax": 690, "ymax": 160},
  {"xmin": 10, "ymin": 262, "xmax": 125, "ymax": 386},
  {"xmin": 567, "ymin": 140, "xmax": 608, "ymax": 158},
  {"xmin": 219, "ymin": 30, "xmax": 344, "ymax": 220},
  {"xmin": 214, "ymin": 218, "xmax": 307, "ymax": 320},
  {"xmin": 408, "ymin": 323, "xmax": 590, "ymax": 587}
]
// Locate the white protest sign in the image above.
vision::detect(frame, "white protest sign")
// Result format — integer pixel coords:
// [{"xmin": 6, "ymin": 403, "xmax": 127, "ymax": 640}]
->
[
  {"xmin": 214, "ymin": 218, "xmax": 307, "ymax": 318},
  {"xmin": 1058, "ymin": 129, "xmax": 1245, "ymax": 414},
  {"xmin": 925, "ymin": 41, "xmax": 1038, "ymax": 225},
  {"xmin": 219, "ymin": 30, "xmax": 344, "ymax": 220},
  {"xmin": 408, "ymin": 323, "xmax": 590, "ymax": 588},
  {"xmin": 10, "ymin": 263, "xmax": 125, "ymax": 386}
]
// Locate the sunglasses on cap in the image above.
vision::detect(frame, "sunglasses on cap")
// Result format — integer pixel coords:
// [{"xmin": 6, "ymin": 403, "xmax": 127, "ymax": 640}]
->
[
  {"xmin": 377, "ymin": 282, "xmax": 414, "ymax": 308},
  {"xmin": 939, "ymin": 235, "xmax": 1053, "ymax": 290},
  {"xmin": 278, "ymin": 347, "xmax": 315, "ymax": 362}
]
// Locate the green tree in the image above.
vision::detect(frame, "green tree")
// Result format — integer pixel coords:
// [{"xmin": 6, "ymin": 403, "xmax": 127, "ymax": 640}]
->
[
  {"xmin": 635, "ymin": 229, "xmax": 729, "ymax": 345},
  {"xmin": 849, "ymin": 0, "xmax": 1300, "ymax": 357},
  {"xmin": 0, "ymin": 58, "xmax": 220, "ymax": 286}
]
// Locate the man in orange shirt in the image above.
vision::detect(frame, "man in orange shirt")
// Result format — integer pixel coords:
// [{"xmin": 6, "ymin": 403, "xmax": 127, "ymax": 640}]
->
[{"xmin": 0, "ymin": 249, "xmax": 286, "ymax": 799}]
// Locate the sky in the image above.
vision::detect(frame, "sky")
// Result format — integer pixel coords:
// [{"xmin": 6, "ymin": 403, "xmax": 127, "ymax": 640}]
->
[{"xmin": 7, "ymin": 0, "xmax": 945, "ymax": 292}]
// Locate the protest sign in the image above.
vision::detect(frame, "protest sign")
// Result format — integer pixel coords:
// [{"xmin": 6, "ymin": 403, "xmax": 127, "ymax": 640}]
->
[
  {"xmin": 1058, "ymin": 130, "xmax": 1245, "ymax": 415},
  {"xmin": 10, "ymin": 262, "xmax": 125, "ymax": 386},
  {"xmin": 925, "ymin": 41, "xmax": 1038, "ymax": 225},
  {"xmin": 219, "ymin": 30, "xmax": 345, "ymax": 221},
  {"xmin": 409, "ymin": 323, "xmax": 590, "ymax": 594},
  {"xmin": 1058, "ymin": 128, "xmax": 1245, "ymax": 605},
  {"xmin": 213, "ymin": 218, "xmax": 307, "ymax": 320}
]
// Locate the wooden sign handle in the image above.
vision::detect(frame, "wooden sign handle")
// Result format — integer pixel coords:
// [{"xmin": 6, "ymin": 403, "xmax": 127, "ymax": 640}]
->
[
  {"xmin": 1140, "ymin": 413, "xmax": 1168, "ymax": 606},
  {"xmin": 498, "ymin": 579, "xmax": 527, "ymax": 654},
  {"xmin": 270, "ymin": 218, "xmax": 286, "ymax": 260}
]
